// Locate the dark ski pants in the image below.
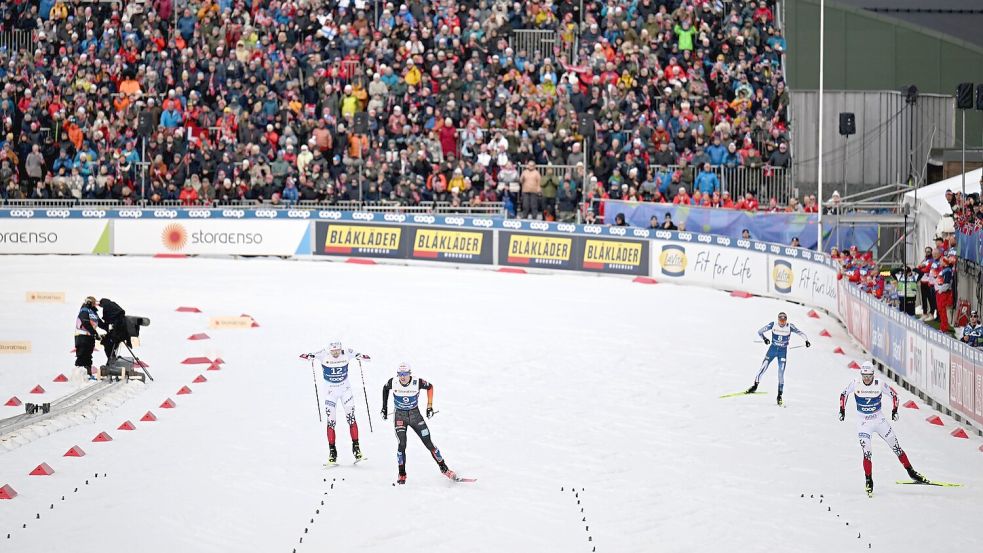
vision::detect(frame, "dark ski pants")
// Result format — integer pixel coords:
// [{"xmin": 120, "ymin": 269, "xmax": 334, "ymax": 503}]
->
[
  {"xmin": 74, "ymin": 335, "xmax": 95, "ymax": 376},
  {"xmin": 394, "ymin": 408, "xmax": 444, "ymax": 475}
]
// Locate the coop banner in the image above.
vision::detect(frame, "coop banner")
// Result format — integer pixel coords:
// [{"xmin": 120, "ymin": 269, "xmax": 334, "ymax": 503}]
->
[
  {"xmin": 409, "ymin": 227, "xmax": 492, "ymax": 264},
  {"xmin": 0, "ymin": 220, "xmax": 109, "ymax": 254},
  {"xmin": 314, "ymin": 221, "xmax": 407, "ymax": 259},
  {"xmin": 498, "ymin": 232, "xmax": 580, "ymax": 270},
  {"xmin": 650, "ymin": 237, "xmax": 769, "ymax": 295},
  {"xmin": 580, "ymin": 237, "xmax": 649, "ymax": 276},
  {"xmin": 115, "ymin": 220, "xmax": 310, "ymax": 256}
]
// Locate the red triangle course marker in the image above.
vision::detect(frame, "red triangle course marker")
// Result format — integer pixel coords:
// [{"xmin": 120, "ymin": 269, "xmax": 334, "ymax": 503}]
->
[
  {"xmin": 64, "ymin": 446, "xmax": 86, "ymax": 457},
  {"xmin": 730, "ymin": 291, "xmax": 752, "ymax": 298},
  {"xmin": 5, "ymin": 396, "xmax": 22, "ymax": 407},
  {"xmin": 808, "ymin": 310, "xmax": 821, "ymax": 319},
  {"xmin": 92, "ymin": 432, "xmax": 113, "ymax": 442},
  {"xmin": 632, "ymin": 276, "xmax": 658, "ymax": 284},
  {"xmin": 177, "ymin": 386, "xmax": 193, "ymax": 395},
  {"xmin": 181, "ymin": 357, "xmax": 212, "ymax": 365},
  {"xmin": 903, "ymin": 400, "xmax": 919, "ymax": 409},
  {"xmin": 117, "ymin": 421, "xmax": 136, "ymax": 431},
  {"xmin": 187, "ymin": 333, "xmax": 211, "ymax": 340},
  {"xmin": 833, "ymin": 347, "xmax": 845, "ymax": 355},
  {"xmin": 847, "ymin": 361, "xmax": 860, "ymax": 369},
  {"xmin": 160, "ymin": 398, "xmax": 176, "ymax": 408},
  {"xmin": 951, "ymin": 428, "xmax": 969, "ymax": 439},
  {"xmin": 0, "ymin": 484, "xmax": 17, "ymax": 499},
  {"xmin": 29, "ymin": 462, "xmax": 54, "ymax": 476},
  {"xmin": 192, "ymin": 375, "xmax": 208, "ymax": 383},
  {"xmin": 140, "ymin": 411, "xmax": 157, "ymax": 422},
  {"xmin": 213, "ymin": 358, "xmax": 225, "ymax": 365},
  {"xmin": 206, "ymin": 362, "xmax": 221, "ymax": 371},
  {"xmin": 30, "ymin": 385, "xmax": 45, "ymax": 394},
  {"xmin": 819, "ymin": 329, "xmax": 831, "ymax": 337},
  {"xmin": 53, "ymin": 373, "xmax": 68, "ymax": 382},
  {"xmin": 925, "ymin": 415, "xmax": 944, "ymax": 426},
  {"xmin": 176, "ymin": 306, "xmax": 202, "ymax": 313}
]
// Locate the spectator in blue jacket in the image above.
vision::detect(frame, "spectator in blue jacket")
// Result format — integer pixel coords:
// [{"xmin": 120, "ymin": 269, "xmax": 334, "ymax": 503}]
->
[
  {"xmin": 695, "ymin": 163, "xmax": 720, "ymax": 195},
  {"xmin": 177, "ymin": 8, "xmax": 197, "ymax": 43},
  {"xmin": 160, "ymin": 103, "xmax": 183, "ymax": 129},
  {"xmin": 706, "ymin": 136, "xmax": 727, "ymax": 166},
  {"xmin": 281, "ymin": 177, "xmax": 300, "ymax": 204}
]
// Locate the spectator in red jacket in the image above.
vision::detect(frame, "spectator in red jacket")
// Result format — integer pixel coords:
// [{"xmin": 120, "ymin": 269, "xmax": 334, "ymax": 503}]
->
[
  {"xmin": 735, "ymin": 192, "xmax": 760, "ymax": 211},
  {"xmin": 178, "ymin": 183, "xmax": 199, "ymax": 205},
  {"xmin": 673, "ymin": 186, "xmax": 692, "ymax": 205}
]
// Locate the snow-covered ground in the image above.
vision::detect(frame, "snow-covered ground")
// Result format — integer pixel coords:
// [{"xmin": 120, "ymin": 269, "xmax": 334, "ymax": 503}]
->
[{"xmin": 0, "ymin": 256, "xmax": 981, "ymax": 553}]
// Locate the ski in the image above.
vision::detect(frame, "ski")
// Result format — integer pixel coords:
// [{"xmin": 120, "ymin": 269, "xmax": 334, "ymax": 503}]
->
[
  {"xmin": 323, "ymin": 458, "xmax": 367, "ymax": 469},
  {"xmin": 896, "ymin": 480, "xmax": 961, "ymax": 487},
  {"xmin": 444, "ymin": 471, "xmax": 476, "ymax": 483},
  {"xmin": 719, "ymin": 391, "xmax": 767, "ymax": 398}
]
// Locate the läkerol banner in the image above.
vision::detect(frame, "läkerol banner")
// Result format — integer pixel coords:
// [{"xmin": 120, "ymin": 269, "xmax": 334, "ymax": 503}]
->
[
  {"xmin": 651, "ymin": 231, "xmax": 769, "ymax": 296},
  {"xmin": 115, "ymin": 219, "xmax": 311, "ymax": 256}
]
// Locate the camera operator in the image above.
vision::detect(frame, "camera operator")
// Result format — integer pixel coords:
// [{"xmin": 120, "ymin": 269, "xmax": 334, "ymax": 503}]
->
[
  {"xmin": 74, "ymin": 296, "xmax": 102, "ymax": 379},
  {"xmin": 98, "ymin": 298, "xmax": 129, "ymax": 362}
]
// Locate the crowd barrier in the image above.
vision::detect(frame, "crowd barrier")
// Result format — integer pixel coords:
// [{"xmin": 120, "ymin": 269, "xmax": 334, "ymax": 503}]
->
[{"xmin": 0, "ymin": 208, "xmax": 978, "ymax": 434}]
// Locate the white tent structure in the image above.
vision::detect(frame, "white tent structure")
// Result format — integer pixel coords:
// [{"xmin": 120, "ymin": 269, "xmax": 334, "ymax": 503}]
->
[{"xmin": 903, "ymin": 168, "xmax": 981, "ymax": 256}]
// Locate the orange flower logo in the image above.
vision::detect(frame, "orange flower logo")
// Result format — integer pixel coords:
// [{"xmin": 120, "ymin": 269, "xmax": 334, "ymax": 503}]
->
[{"xmin": 162, "ymin": 223, "xmax": 188, "ymax": 251}]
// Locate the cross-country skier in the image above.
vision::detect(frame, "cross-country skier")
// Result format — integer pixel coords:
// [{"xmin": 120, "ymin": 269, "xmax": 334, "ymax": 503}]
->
[
  {"xmin": 300, "ymin": 342, "xmax": 369, "ymax": 465},
  {"xmin": 840, "ymin": 362, "xmax": 927, "ymax": 496},
  {"xmin": 745, "ymin": 311, "xmax": 811, "ymax": 405},
  {"xmin": 381, "ymin": 362, "xmax": 455, "ymax": 484}
]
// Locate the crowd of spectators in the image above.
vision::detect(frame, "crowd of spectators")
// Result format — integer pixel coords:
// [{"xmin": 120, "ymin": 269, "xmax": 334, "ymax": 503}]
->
[{"xmin": 0, "ymin": 0, "xmax": 792, "ymax": 217}]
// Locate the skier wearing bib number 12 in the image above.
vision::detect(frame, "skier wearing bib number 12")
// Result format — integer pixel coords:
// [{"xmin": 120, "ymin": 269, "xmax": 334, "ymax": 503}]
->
[
  {"xmin": 839, "ymin": 362, "xmax": 928, "ymax": 496},
  {"xmin": 300, "ymin": 342, "xmax": 370, "ymax": 465}
]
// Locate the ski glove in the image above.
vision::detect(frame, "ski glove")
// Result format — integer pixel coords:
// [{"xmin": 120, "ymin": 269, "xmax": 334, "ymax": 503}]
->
[
  {"xmin": 299, "ymin": 353, "xmax": 313, "ymax": 360},
  {"xmin": 356, "ymin": 353, "xmax": 371, "ymax": 361},
  {"xmin": 805, "ymin": 340, "xmax": 811, "ymax": 348},
  {"xmin": 762, "ymin": 337, "xmax": 770, "ymax": 345},
  {"xmin": 380, "ymin": 409, "xmax": 388, "ymax": 420},
  {"xmin": 891, "ymin": 409, "xmax": 899, "ymax": 421},
  {"xmin": 838, "ymin": 408, "xmax": 845, "ymax": 421},
  {"xmin": 426, "ymin": 407, "xmax": 434, "ymax": 418}
]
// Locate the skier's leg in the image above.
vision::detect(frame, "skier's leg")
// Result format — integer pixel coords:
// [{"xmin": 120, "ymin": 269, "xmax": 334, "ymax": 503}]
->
[
  {"xmin": 877, "ymin": 419, "xmax": 912, "ymax": 469},
  {"xmin": 394, "ymin": 412, "xmax": 408, "ymax": 475},
  {"xmin": 858, "ymin": 426, "xmax": 873, "ymax": 477},
  {"xmin": 342, "ymin": 383, "xmax": 358, "ymax": 442},
  {"xmin": 324, "ymin": 387, "xmax": 339, "ymax": 446},
  {"xmin": 409, "ymin": 411, "xmax": 447, "ymax": 470},
  {"xmin": 777, "ymin": 355, "xmax": 787, "ymax": 395}
]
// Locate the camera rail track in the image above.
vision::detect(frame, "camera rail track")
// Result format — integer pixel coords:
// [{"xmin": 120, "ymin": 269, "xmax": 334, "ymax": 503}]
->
[{"xmin": 0, "ymin": 380, "xmax": 120, "ymax": 439}]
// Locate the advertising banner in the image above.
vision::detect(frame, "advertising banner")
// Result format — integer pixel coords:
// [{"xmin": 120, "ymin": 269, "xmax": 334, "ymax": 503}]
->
[
  {"xmin": 886, "ymin": 318, "xmax": 907, "ymax": 376},
  {"xmin": 115, "ymin": 220, "xmax": 310, "ymax": 256},
  {"xmin": 498, "ymin": 232, "xmax": 579, "ymax": 270},
  {"xmin": 0, "ymin": 220, "xmax": 109, "ymax": 254},
  {"xmin": 869, "ymin": 312, "xmax": 889, "ymax": 362},
  {"xmin": 925, "ymin": 340, "xmax": 951, "ymax": 407},
  {"xmin": 768, "ymin": 255, "xmax": 839, "ymax": 315},
  {"xmin": 906, "ymin": 332, "xmax": 928, "ymax": 391},
  {"xmin": 651, "ymin": 239, "xmax": 768, "ymax": 294},
  {"xmin": 408, "ymin": 227, "xmax": 493, "ymax": 264},
  {"xmin": 314, "ymin": 221, "xmax": 406, "ymax": 259},
  {"xmin": 949, "ymin": 347, "xmax": 969, "ymax": 415},
  {"xmin": 580, "ymin": 238, "xmax": 649, "ymax": 276}
]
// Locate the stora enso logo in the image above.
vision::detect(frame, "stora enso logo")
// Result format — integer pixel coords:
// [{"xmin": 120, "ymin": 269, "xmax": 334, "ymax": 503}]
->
[
  {"xmin": 162, "ymin": 223, "xmax": 188, "ymax": 251},
  {"xmin": 772, "ymin": 259, "xmax": 794, "ymax": 294},
  {"xmin": 659, "ymin": 245, "xmax": 687, "ymax": 277}
]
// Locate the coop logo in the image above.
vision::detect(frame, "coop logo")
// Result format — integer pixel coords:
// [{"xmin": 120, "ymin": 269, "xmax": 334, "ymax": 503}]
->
[
  {"xmin": 152, "ymin": 209, "xmax": 177, "ymax": 219},
  {"xmin": 659, "ymin": 244, "xmax": 687, "ymax": 277},
  {"xmin": 118, "ymin": 209, "xmax": 143, "ymax": 218},
  {"xmin": 162, "ymin": 223, "xmax": 188, "ymax": 251},
  {"xmin": 383, "ymin": 213, "xmax": 407, "ymax": 223},
  {"xmin": 352, "ymin": 212, "xmax": 375, "ymax": 221},
  {"xmin": 318, "ymin": 211, "xmax": 343, "ymax": 220},
  {"xmin": 413, "ymin": 215, "xmax": 436, "ymax": 225},
  {"xmin": 445, "ymin": 217, "xmax": 466, "ymax": 227},
  {"xmin": 472, "ymin": 218, "xmax": 494, "ymax": 228},
  {"xmin": 287, "ymin": 210, "xmax": 310, "ymax": 219},
  {"xmin": 221, "ymin": 209, "xmax": 246, "ymax": 219},
  {"xmin": 45, "ymin": 209, "xmax": 71, "ymax": 218},
  {"xmin": 8, "ymin": 209, "xmax": 35, "ymax": 218},
  {"xmin": 82, "ymin": 210, "xmax": 107, "ymax": 218},
  {"xmin": 608, "ymin": 226, "xmax": 626, "ymax": 236},
  {"xmin": 502, "ymin": 219, "xmax": 522, "ymax": 229},
  {"xmin": 188, "ymin": 209, "xmax": 211, "ymax": 218},
  {"xmin": 772, "ymin": 259, "xmax": 794, "ymax": 294},
  {"xmin": 255, "ymin": 209, "xmax": 278, "ymax": 219}
]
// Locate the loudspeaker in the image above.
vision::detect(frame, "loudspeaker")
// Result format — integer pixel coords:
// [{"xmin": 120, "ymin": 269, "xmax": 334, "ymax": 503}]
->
[
  {"xmin": 838, "ymin": 112, "xmax": 855, "ymax": 136},
  {"xmin": 578, "ymin": 113, "xmax": 596, "ymax": 137},
  {"xmin": 976, "ymin": 84, "xmax": 983, "ymax": 111},
  {"xmin": 353, "ymin": 112, "xmax": 369, "ymax": 134},
  {"xmin": 956, "ymin": 82, "xmax": 974, "ymax": 110},
  {"xmin": 137, "ymin": 110, "xmax": 156, "ymax": 137}
]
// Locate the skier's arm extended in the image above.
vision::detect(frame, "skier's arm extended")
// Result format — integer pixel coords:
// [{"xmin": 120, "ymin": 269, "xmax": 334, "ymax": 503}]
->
[
  {"xmin": 839, "ymin": 380, "xmax": 856, "ymax": 420},
  {"xmin": 381, "ymin": 378, "xmax": 392, "ymax": 419},
  {"xmin": 883, "ymin": 380, "xmax": 899, "ymax": 420},
  {"xmin": 757, "ymin": 322, "xmax": 774, "ymax": 342},
  {"xmin": 420, "ymin": 378, "xmax": 434, "ymax": 417},
  {"xmin": 789, "ymin": 323, "xmax": 811, "ymax": 347}
]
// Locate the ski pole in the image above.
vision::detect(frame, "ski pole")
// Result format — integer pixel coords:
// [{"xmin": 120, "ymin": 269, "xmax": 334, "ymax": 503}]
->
[
  {"xmin": 310, "ymin": 358, "xmax": 322, "ymax": 423},
  {"xmin": 357, "ymin": 359, "xmax": 374, "ymax": 432}
]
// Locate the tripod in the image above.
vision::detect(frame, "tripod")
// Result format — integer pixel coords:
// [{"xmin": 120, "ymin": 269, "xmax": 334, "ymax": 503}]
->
[{"xmin": 106, "ymin": 335, "xmax": 155, "ymax": 382}]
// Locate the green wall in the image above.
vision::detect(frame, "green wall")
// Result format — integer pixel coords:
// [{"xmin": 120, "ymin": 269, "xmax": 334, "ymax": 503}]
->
[{"xmin": 785, "ymin": 0, "xmax": 983, "ymax": 146}]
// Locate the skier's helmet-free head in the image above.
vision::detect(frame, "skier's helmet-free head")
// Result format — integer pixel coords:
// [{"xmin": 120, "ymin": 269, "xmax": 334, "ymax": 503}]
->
[
  {"xmin": 397, "ymin": 362, "xmax": 412, "ymax": 381},
  {"xmin": 777, "ymin": 311, "xmax": 788, "ymax": 324},
  {"xmin": 860, "ymin": 362, "xmax": 875, "ymax": 382},
  {"xmin": 329, "ymin": 341, "xmax": 343, "ymax": 357}
]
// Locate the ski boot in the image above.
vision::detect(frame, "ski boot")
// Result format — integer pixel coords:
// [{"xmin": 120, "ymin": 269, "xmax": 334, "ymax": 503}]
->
[
  {"xmin": 438, "ymin": 461, "xmax": 457, "ymax": 481},
  {"xmin": 865, "ymin": 475, "xmax": 874, "ymax": 497},
  {"xmin": 745, "ymin": 382, "xmax": 758, "ymax": 394},
  {"xmin": 327, "ymin": 445, "xmax": 338, "ymax": 465},
  {"xmin": 776, "ymin": 392, "xmax": 783, "ymax": 406},
  {"xmin": 352, "ymin": 441, "xmax": 363, "ymax": 461},
  {"xmin": 397, "ymin": 468, "xmax": 407, "ymax": 485},
  {"xmin": 906, "ymin": 467, "xmax": 928, "ymax": 484}
]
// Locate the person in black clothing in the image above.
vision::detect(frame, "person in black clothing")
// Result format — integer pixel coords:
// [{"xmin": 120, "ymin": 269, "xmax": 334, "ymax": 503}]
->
[
  {"xmin": 74, "ymin": 296, "xmax": 101, "ymax": 379},
  {"xmin": 662, "ymin": 213, "xmax": 678, "ymax": 230},
  {"xmin": 98, "ymin": 298, "xmax": 128, "ymax": 362},
  {"xmin": 381, "ymin": 362, "xmax": 456, "ymax": 484},
  {"xmin": 614, "ymin": 213, "xmax": 629, "ymax": 226}
]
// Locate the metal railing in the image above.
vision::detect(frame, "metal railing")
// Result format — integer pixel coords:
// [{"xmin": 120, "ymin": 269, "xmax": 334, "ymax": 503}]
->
[
  {"xmin": 0, "ymin": 28, "xmax": 32, "ymax": 52},
  {"xmin": 509, "ymin": 30, "xmax": 575, "ymax": 65},
  {"xmin": 0, "ymin": 198, "xmax": 506, "ymax": 215}
]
